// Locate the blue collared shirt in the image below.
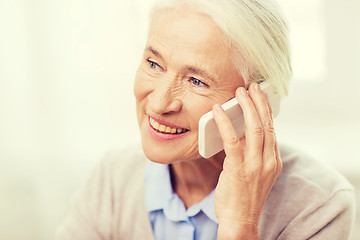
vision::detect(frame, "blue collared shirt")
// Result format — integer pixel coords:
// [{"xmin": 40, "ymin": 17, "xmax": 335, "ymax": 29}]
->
[{"xmin": 145, "ymin": 160, "xmax": 219, "ymax": 240}]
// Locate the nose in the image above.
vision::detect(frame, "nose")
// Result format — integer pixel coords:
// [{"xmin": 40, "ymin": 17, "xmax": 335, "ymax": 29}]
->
[{"xmin": 148, "ymin": 77, "xmax": 183, "ymax": 115}]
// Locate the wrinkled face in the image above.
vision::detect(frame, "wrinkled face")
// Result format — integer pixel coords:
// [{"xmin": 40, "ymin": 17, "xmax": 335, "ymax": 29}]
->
[{"xmin": 134, "ymin": 8, "xmax": 244, "ymax": 164}]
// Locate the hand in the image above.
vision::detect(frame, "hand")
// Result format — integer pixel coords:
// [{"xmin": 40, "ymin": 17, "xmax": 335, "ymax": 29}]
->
[{"xmin": 213, "ymin": 82, "xmax": 282, "ymax": 240}]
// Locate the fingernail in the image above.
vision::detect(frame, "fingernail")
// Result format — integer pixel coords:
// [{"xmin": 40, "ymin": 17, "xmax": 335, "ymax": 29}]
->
[
  {"xmin": 239, "ymin": 87, "xmax": 246, "ymax": 95},
  {"xmin": 254, "ymin": 83, "xmax": 261, "ymax": 91},
  {"xmin": 214, "ymin": 104, "xmax": 223, "ymax": 113}
]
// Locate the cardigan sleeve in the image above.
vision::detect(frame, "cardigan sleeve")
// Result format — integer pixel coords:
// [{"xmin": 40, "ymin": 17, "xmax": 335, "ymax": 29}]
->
[{"xmin": 279, "ymin": 189, "xmax": 355, "ymax": 240}]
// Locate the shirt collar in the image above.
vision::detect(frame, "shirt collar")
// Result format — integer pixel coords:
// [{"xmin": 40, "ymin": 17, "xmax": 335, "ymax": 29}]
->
[
  {"xmin": 145, "ymin": 160, "xmax": 173, "ymax": 212},
  {"xmin": 197, "ymin": 190, "xmax": 218, "ymax": 224},
  {"xmin": 145, "ymin": 160, "xmax": 219, "ymax": 224}
]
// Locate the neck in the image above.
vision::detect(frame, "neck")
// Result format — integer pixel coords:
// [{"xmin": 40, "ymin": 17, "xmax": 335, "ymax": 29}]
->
[{"xmin": 170, "ymin": 151, "xmax": 225, "ymax": 208}]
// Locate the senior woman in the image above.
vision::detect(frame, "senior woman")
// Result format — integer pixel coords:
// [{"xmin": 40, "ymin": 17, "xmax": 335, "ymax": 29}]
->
[{"xmin": 57, "ymin": 0, "xmax": 355, "ymax": 239}]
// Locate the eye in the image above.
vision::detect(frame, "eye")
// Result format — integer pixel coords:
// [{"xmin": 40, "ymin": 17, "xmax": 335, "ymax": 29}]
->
[
  {"xmin": 189, "ymin": 77, "xmax": 208, "ymax": 87},
  {"xmin": 147, "ymin": 59, "xmax": 161, "ymax": 70}
]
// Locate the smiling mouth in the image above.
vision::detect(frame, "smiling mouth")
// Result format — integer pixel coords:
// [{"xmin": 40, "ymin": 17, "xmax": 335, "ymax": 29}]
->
[{"xmin": 149, "ymin": 117, "xmax": 189, "ymax": 134}]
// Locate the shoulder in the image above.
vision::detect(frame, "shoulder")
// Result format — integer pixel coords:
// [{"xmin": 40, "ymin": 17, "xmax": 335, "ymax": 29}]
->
[
  {"xmin": 259, "ymin": 144, "xmax": 355, "ymax": 239},
  {"xmin": 277, "ymin": 143, "xmax": 353, "ymax": 197},
  {"xmin": 57, "ymin": 143, "xmax": 152, "ymax": 239},
  {"xmin": 101, "ymin": 143, "xmax": 148, "ymax": 173},
  {"xmin": 98, "ymin": 143, "xmax": 148, "ymax": 189},
  {"xmin": 74, "ymin": 143, "xmax": 148, "ymax": 201}
]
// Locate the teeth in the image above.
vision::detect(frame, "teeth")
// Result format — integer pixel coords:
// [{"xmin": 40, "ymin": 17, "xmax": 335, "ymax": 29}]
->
[
  {"xmin": 159, "ymin": 124, "xmax": 166, "ymax": 132},
  {"xmin": 152, "ymin": 119, "xmax": 159, "ymax": 129},
  {"xmin": 149, "ymin": 117, "xmax": 188, "ymax": 134}
]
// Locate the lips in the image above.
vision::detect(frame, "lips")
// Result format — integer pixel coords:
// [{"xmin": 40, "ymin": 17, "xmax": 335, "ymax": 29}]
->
[{"xmin": 149, "ymin": 117, "xmax": 189, "ymax": 134}]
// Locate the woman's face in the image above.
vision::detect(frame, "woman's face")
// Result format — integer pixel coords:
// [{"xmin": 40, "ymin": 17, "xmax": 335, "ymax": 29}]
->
[{"xmin": 134, "ymin": 8, "xmax": 244, "ymax": 164}]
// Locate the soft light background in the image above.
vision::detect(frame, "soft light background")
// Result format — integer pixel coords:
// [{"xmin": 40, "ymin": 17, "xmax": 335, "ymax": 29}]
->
[{"xmin": 0, "ymin": 0, "xmax": 359, "ymax": 239}]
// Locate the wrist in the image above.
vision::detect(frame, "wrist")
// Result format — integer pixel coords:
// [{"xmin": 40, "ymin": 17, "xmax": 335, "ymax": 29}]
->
[{"xmin": 217, "ymin": 221, "xmax": 259, "ymax": 240}]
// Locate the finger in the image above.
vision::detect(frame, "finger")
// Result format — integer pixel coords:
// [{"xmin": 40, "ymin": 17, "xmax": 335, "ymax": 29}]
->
[
  {"xmin": 268, "ymin": 98, "xmax": 273, "ymax": 117},
  {"xmin": 274, "ymin": 138, "xmax": 282, "ymax": 177},
  {"xmin": 239, "ymin": 137, "xmax": 246, "ymax": 151},
  {"xmin": 235, "ymin": 86, "xmax": 264, "ymax": 159},
  {"xmin": 248, "ymin": 83, "xmax": 277, "ymax": 171},
  {"xmin": 212, "ymin": 104, "xmax": 244, "ymax": 162}
]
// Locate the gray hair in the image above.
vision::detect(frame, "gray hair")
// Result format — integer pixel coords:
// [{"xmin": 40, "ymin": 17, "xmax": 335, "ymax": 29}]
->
[{"xmin": 149, "ymin": 0, "xmax": 292, "ymax": 98}]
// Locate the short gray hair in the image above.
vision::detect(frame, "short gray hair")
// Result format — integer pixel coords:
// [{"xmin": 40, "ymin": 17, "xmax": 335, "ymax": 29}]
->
[{"xmin": 149, "ymin": 0, "xmax": 292, "ymax": 98}]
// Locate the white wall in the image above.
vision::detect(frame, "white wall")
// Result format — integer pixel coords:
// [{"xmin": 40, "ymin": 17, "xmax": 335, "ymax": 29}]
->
[
  {"xmin": 276, "ymin": 0, "xmax": 360, "ymax": 174},
  {"xmin": 0, "ymin": 0, "xmax": 359, "ymax": 239},
  {"xmin": 275, "ymin": 0, "xmax": 360, "ymax": 171}
]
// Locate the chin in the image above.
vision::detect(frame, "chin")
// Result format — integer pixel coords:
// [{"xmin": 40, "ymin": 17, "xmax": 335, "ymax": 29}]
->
[
  {"xmin": 141, "ymin": 141, "xmax": 178, "ymax": 164},
  {"xmin": 141, "ymin": 138, "xmax": 201, "ymax": 165}
]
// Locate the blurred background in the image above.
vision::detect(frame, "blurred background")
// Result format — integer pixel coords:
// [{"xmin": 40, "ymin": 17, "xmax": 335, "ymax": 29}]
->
[{"xmin": 0, "ymin": 0, "xmax": 359, "ymax": 239}]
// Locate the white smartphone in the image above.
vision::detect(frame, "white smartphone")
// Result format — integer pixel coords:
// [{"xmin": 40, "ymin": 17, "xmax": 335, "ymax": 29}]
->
[{"xmin": 198, "ymin": 81, "xmax": 281, "ymax": 158}]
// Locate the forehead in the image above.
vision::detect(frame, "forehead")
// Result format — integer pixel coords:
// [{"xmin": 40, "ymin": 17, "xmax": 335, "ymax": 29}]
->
[
  {"xmin": 147, "ymin": 8, "xmax": 231, "ymax": 57},
  {"xmin": 146, "ymin": 8, "xmax": 241, "ymax": 84}
]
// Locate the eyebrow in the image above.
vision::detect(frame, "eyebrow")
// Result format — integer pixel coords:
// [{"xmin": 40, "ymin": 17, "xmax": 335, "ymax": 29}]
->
[
  {"xmin": 145, "ymin": 46, "xmax": 164, "ymax": 62},
  {"xmin": 185, "ymin": 66, "xmax": 216, "ymax": 84},
  {"xmin": 145, "ymin": 46, "xmax": 217, "ymax": 84}
]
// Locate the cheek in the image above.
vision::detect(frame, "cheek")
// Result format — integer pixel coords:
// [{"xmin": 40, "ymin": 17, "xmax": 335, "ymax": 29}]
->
[
  {"xmin": 184, "ymin": 97, "xmax": 216, "ymax": 131},
  {"xmin": 134, "ymin": 68, "xmax": 148, "ymax": 101},
  {"xmin": 134, "ymin": 67, "xmax": 159, "ymax": 109},
  {"xmin": 134, "ymin": 68, "xmax": 154, "ymax": 124},
  {"xmin": 184, "ymin": 89, "xmax": 235, "ymax": 132}
]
